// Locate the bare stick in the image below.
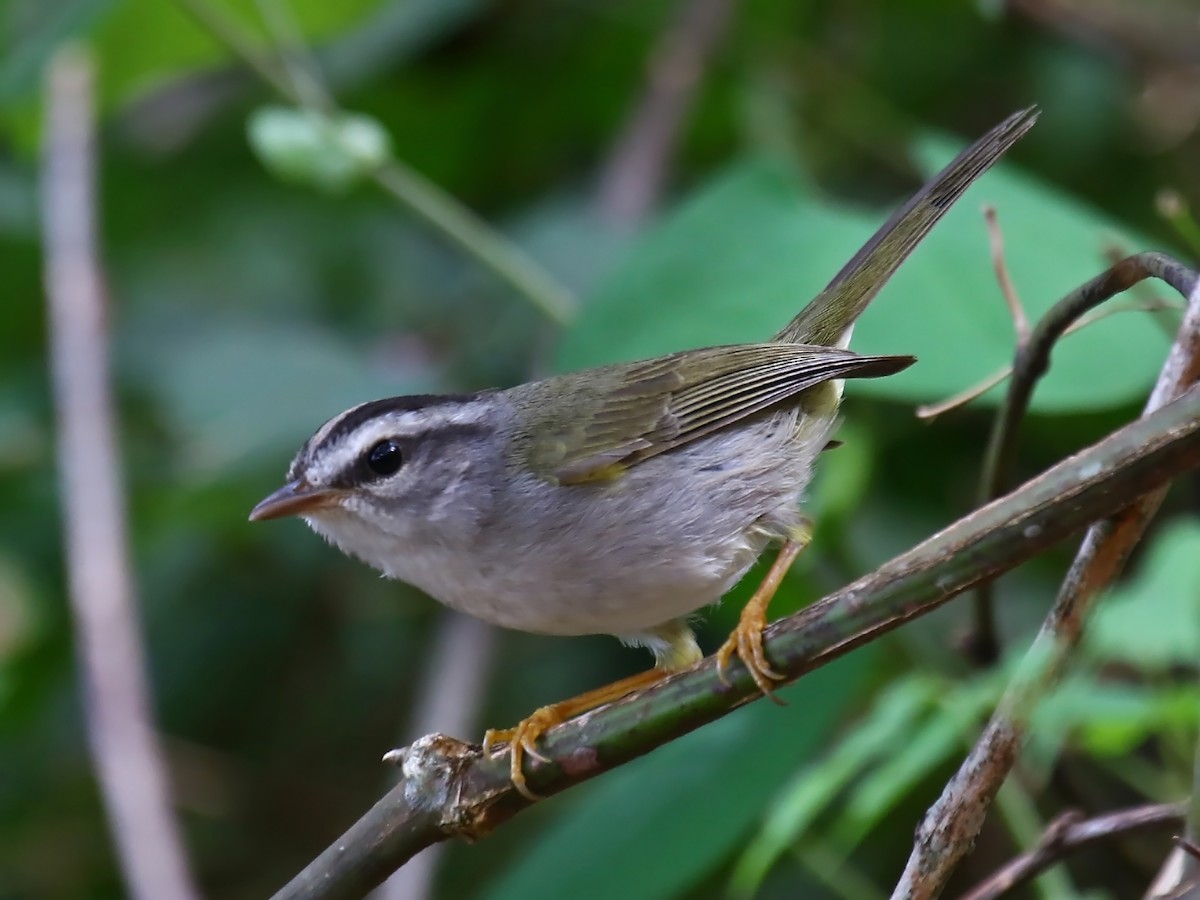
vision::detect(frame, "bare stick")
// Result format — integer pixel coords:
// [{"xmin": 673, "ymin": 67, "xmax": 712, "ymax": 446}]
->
[
  {"xmin": 916, "ymin": 296, "xmax": 1184, "ymax": 421},
  {"xmin": 43, "ymin": 45, "xmax": 199, "ymax": 900},
  {"xmin": 892, "ymin": 271, "xmax": 1200, "ymax": 900},
  {"xmin": 1144, "ymin": 619, "xmax": 1200, "ymax": 896},
  {"xmin": 596, "ymin": 0, "xmax": 741, "ymax": 226},
  {"xmin": 268, "ymin": 376, "xmax": 1200, "ymax": 900},
  {"xmin": 960, "ymin": 803, "xmax": 1184, "ymax": 900},
  {"xmin": 985, "ymin": 205, "xmax": 1030, "ymax": 343}
]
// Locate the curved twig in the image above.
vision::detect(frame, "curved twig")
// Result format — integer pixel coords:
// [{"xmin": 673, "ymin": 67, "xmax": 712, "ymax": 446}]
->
[
  {"xmin": 961, "ymin": 803, "xmax": 1185, "ymax": 900},
  {"xmin": 967, "ymin": 251, "xmax": 1197, "ymax": 665}
]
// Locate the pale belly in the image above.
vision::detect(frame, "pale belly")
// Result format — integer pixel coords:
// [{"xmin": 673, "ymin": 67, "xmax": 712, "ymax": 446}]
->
[
  {"xmin": 307, "ymin": 406, "xmax": 829, "ymax": 639},
  {"xmin": 385, "ymin": 416, "xmax": 819, "ymax": 636}
]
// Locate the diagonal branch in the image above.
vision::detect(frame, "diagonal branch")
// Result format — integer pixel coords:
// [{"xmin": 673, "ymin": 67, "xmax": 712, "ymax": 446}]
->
[{"xmin": 272, "ymin": 376, "xmax": 1200, "ymax": 900}]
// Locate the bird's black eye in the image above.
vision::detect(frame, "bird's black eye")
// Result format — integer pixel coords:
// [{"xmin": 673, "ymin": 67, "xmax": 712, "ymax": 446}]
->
[{"xmin": 365, "ymin": 439, "xmax": 403, "ymax": 478}]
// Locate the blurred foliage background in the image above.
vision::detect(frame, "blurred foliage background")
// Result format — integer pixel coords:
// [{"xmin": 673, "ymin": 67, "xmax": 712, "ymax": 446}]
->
[{"xmin": 3, "ymin": 0, "xmax": 1200, "ymax": 898}]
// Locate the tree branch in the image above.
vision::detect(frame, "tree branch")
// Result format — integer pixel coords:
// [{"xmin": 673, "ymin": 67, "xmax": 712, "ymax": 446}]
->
[
  {"xmin": 371, "ymin": 615, "xmax": 497, "ymax": 900},
  {"xmin": 960, "ymin": 803, "xmax": 1185, "ymax": 900},
  {"xmin": 272, "ymin": 374, "xmax": 1200, "ymax": 900},
  {"xmin": 42, "ymin": 45, "xmax": 199, "ymax": 900}
]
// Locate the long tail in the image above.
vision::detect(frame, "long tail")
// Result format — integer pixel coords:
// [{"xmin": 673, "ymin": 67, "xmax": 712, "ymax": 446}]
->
[{"xmin": 776, "ymin": 107, "xmax": 1039, "ymax": 346}]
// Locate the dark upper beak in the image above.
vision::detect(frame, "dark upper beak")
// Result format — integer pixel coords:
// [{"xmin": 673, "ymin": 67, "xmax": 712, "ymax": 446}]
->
[{"xmin": 249, "ymin": 480, "xmax": 341, "ymax": 522}]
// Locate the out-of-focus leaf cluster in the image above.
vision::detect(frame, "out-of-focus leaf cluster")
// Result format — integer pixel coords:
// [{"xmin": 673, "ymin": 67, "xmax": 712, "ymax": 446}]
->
[{"xmin": 2, "ymin": 1, "xmax": 1198, "ymax": 898}]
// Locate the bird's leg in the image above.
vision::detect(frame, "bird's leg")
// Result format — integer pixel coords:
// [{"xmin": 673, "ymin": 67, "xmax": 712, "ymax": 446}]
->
[
  {"xmin": 483, "ymin": 668, "xmax": 666, "ymax": 800},
  {"xmin": 716, "ymin": 522, "xmax": 812, "ymax": 702},
  {"xmin": 484, "ymin": 620, "xmax": 700, "ymax": 801}
]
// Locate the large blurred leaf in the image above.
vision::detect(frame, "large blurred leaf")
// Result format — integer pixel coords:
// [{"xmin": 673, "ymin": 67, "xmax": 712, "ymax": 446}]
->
[
  {"xmin": 557, "ymin": 136, "xmax": 1169, "ymax": 412},
  {"xmin": 730, "ymin": 674, "xmax": 937, "ymax": 897},
  {"xmin": 1, "ymin": 0, "xmax": 384, "ymax": 108},
  {"xmin": 483, "ymin": 650, "xmax": 876, "ymax": 900},
  {"xmin": 133, "ymin": 318, "xmax": 430, "ymax": 477}
]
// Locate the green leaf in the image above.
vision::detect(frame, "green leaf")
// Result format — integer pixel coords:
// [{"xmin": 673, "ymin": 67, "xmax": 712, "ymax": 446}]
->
[
  {"xmin": 1033, "ymin": 678, "xmax": 1200, "ymax": 758},
  {"xmin": 558, "ymin": 135, "xmax": 1167, "ymax": 413},
  {"xmin": 93, "ymin": 0, "xmax": 384, "ymax": 105},
  {"xmin": 1086, "ymin": 519, "xmax": 1200, "ymax": 670},
  {"xmin": 482, "ymin": 651, "xmax": 876, "ymax": 900},
  {"xmin": 0, "ymin": 390, "xmax": 44, "ymax": 472},
  {"xmin": 135, "ymin": 319, "xmax": 429, "ymax": 477},
  {"xmin": 833, "ymin": 676, "xmax": 1000, "ymax": 848},
  {"xmin": 804, "ymin": 420, "xmax": 875, "ymax": 526},
  {"xmin": 247, "ymin": 105, "xmax": 391, "ymax": 192},
  {"xmin": 730, "ymin": 674, "xmax": 937, "ymax": 898}
]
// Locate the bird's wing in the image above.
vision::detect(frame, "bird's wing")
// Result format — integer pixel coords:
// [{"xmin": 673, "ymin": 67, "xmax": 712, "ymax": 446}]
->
[{"xmin": 520, "ymin": 343, "xmax": 913, "ymax": 484}]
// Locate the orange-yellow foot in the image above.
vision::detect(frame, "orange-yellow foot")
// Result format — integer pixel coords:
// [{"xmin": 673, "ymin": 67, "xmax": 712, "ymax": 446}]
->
[
  {"xmin": 482, "ymin": 667, "xmax": 667, "ymax": 800},
  {"xmin": 716, "ymin": 537, "xmax": 805, "ymax": 702}
]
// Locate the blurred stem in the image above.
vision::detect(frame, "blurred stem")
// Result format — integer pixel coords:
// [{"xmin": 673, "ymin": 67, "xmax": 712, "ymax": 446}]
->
[
  {"xmin": 172, "ymin": 0, "xmax": 577, "ymax": 325},
  {"xmin": 961, "ymin": 803, "xmax": 1185, "ymax": 900},
  {"xmin": 43, "ymin": 44, "xmax": 199, "ymax": 900},
  {"xmin": 1186, "ymin": 731, "xmax": 1200, "ymax": 861},
  {"xmin": 596, "ymin": 0, "xmax": 741, "ymax": 226}
]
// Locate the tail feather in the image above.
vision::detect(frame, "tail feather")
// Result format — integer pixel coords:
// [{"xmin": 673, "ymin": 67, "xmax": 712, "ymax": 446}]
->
[{"xmin": 777, "ymin": 107, "xmax": 1039, "ymax": 346}]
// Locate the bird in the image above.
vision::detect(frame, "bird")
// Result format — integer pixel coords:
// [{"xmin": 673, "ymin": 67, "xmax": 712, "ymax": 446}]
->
[{"xmin": 250, "ymin": 108, "xmax": 1038, "ymax": 798}]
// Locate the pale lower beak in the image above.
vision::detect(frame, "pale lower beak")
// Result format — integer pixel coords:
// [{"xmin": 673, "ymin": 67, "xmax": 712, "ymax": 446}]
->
[{"xmin": 249, "ymin": 480, "xmax": 341, "ymax": 521}]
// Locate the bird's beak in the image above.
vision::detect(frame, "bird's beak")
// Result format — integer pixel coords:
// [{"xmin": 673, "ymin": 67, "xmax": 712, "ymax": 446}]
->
[{"xmin": 249, "ymin": 480, "xmax": 341, "ymax": 522}]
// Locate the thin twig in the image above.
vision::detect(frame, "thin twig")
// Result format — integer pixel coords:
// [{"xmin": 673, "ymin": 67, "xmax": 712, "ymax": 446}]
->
[
  {"xmin": 967, "ymin": 206, "xmax": 1028, "ymax": 664},
  {"xmin": 985, "ymin": 205, "xmax": 1030, "ymax": 343},
  {"xmin": 965, "ymin": 251, "xmax": 1195, "ymax": 666},
  {"xmin": 960, "ymin": 803, "xmax": 1185, "ymax": 900},
  {"xmin": 596, "ymin": 0, "xmax": 741, "ymax": 226},
  {"xmin": 171, "ymin": 0, "xmax": 577, "ymax": 325},
  {"xmin": 892, "ymin": 270, "xmax": 1200, "ymax": 900},
  {"xmin": 372, "ymin": 615, "xmax": 496, "ymax": 900},
  {"xmin": 916, "ymin": 296, "xmax": 1184, "ymax": 421},
  {"xmin": 42, "ymin": 45, "xmax": 199, "ymax": 900},
  {"xmin": 270, "ymin": 378, "xmax": 1200, "ymax": 900}
]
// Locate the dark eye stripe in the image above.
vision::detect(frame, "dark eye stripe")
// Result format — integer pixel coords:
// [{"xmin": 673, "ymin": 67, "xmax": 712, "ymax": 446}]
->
[{"xmin": 314, "ymin": 394, "xmax": 481, "ymax": 458}]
